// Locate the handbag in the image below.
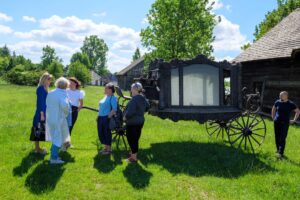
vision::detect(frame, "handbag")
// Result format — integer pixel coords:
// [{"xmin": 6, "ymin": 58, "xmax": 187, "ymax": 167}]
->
[{"xmin": 30, "ymin": 121, "xmax": 46, "ymax": 141}]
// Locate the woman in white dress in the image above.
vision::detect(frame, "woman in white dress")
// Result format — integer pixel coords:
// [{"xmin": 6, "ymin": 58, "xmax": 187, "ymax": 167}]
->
[
  {"xmin": 67, "ymin": 77, "xmax": 85, "ymax": 136},
  {"xmin": 46, "ymin": 77, "xmax": 71, "ymax": 164}
]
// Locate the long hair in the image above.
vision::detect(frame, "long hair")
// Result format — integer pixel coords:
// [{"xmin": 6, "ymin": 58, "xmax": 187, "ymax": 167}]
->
[{"xmin": 38, "ymin": 72, "xmax": 53, "ymax": 90}]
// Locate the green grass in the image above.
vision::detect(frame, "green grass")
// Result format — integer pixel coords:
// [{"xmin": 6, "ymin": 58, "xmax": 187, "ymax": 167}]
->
[{"xmin": 1, "ymin": 85, "xmax": 300, "ymax": 200}]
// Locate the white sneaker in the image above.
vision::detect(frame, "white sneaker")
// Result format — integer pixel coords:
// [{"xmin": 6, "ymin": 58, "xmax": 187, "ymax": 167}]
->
[{"xmin": 50, "ymin": 159, "xmax": 65, "ymax": 164}]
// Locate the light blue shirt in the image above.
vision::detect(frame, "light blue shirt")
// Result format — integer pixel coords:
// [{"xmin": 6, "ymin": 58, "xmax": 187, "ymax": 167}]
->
[{"xmin": 99, "ymin": 95, "xmax": 118, "ymax": 116}]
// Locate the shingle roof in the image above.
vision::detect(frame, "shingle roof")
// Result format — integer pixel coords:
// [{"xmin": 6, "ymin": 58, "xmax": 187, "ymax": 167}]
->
[
  {"xmin": 117, "ymin": 56, "xmax": 144, "ymax": 76},
  {"xmin": 233, "ymin": 8, "xmax": 300, "ymax": 63},
  {"xmin": 117, "ymin": 56, "xmax": 145, "ymax": 75}
]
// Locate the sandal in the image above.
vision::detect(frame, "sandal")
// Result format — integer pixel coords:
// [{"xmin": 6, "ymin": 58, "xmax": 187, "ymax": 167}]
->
[
  {"xmin": 126, "ymin": 157, "xmax": 138, "ymax": 163},
  {"xmin": 35, "ymin": 148, "xmax": 48, "ymax": 155}
]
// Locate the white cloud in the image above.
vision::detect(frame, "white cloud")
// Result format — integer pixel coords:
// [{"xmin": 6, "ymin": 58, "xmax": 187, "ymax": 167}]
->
[
  {"xmin": 12, "ymin": 15, "xmax": 141, "ymax": 72},
  {"xmin": 215, "ymin": 56, "xmax": 233, "ymax": 62},
  {"xmin": 0, "ymin": 12, "xmax": 13, "ymax": 22},
  {"xmin": 93, "ymin": 12, "xmax": 107, "ymax": 17},
  {"xmin": 22, "ymin": 16, "xmax": 37, "ymax": 23},
  {"xmin": 209, "ymin": 0, "xmax": 223, "ymax": 11},
  {"xmin": 213, "ymin": 15, "xmax": 247, "ymax": 51},
  {"xmin": 0, "ymin": 24, "xmax": 13, "ymax": 34}
]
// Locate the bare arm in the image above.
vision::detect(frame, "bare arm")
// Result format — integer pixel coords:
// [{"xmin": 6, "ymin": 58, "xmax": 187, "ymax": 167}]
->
[
  {"xmin": 78, "ymin": 99, "xmax": 83, "ymax": 111},
  {"xmin": 291, "ymin": 108, "xmax": 300, "ymax": 123},
  {"xmin": 271, "ymin": 106, "xmax": 276, "ymax": 120}
]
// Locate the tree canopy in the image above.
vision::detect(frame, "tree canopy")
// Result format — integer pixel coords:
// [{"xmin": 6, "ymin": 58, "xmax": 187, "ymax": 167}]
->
[
  {"xmin": 67, "ymin": 61, "xmax": 91, "ymax": 86},
  {"xmin": 132, "ymin": 48, "xmax": 142, "ymax": 62},
  {"xmin": 41, "ymin": 45, "xmax": 62, "ymax": 69},
  {"xmin": 254, "ymin": 0, "xmax": 300, "ymax": 41},
  {"xmin": 81, "ymin": 35, "xmax": 109, "ymax": 75},
  {"xmin": 140, "ymin": 0, "xmax": 217, "ymax": 61}
]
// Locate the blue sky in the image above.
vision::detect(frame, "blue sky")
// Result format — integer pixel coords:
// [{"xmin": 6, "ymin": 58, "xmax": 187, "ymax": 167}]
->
[{"xmin": 0, "ymin": 0, "xmax": 278, "ymax": 72}]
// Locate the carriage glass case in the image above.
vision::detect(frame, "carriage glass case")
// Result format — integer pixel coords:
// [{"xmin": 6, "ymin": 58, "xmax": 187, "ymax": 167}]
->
[{"xmin": 143, "ymin": 55, "xmax": 241, "ymax": 123}]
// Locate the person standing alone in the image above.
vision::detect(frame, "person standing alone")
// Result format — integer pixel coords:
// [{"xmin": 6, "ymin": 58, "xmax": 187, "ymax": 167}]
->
[{"xmin": 272, "ymin": 91, "xmax": 299, "ymax": 158}]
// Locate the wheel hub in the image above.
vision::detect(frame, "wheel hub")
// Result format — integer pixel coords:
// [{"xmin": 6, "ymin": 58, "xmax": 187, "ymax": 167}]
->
[{"xmin": 242, "ymin": 127, "xmax": 252, "ymax": 136}]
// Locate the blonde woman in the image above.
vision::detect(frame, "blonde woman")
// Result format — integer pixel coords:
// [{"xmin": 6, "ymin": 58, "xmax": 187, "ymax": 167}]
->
[
  {"xmin": 30, "ymin": 72, "xmax": 53, "ymax": 154},
  {"xmin": 46, "ymin": 77, "xmax": 71, "ymax": 164}
]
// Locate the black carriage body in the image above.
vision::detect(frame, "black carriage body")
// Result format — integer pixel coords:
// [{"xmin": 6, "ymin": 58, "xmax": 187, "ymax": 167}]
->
[{"xmin": 143, "ymin": 55, "xmax": 242, "ymax": 123}]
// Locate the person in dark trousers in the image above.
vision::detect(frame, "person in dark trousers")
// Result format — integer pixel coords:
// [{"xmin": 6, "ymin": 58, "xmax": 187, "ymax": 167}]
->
[
  {"xmin": 97, "ymin": 83, "xmax": 118, "ymax": 155},
  {"xmin": 124, "ymin": 82, "xmax": 150, "ymax": 163},
  {"xmin": 67, "ymin": 77, "xmax": 85, "ymax": 135},
  {"xmin": 272, "ymin": 91, "xmax": 299, "ymax": 158}
]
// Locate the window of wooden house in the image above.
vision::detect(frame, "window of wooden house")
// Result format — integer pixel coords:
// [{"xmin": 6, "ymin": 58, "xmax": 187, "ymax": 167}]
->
[{"xmin": 171, "ymin": 68, "xmax": 179, "ymax": 105}]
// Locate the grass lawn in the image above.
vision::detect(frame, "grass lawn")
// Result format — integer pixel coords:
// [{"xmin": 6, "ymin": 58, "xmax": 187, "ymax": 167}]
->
[{"xmin": 0, "ymin": 84, "xmax": 300, "ymax": 200}]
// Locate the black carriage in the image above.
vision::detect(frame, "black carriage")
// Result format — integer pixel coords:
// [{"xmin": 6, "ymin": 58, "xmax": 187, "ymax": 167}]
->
[{"xmin": 136, "ymin": 55, "xmax": 266, "ymax": 153}]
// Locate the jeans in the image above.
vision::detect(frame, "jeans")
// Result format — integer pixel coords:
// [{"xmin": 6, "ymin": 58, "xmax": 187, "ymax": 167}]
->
[
  {"xmin": 126, "ymin": 124, "xmax": 144, "ymax": 154},
  {"xmin": 274, "ymin": 121, "xmax": 289, "ymax": 155},
  {"xmin": 50, "ymin": 144, "xmax": 60, "ymax": 160},
  {"xmin": 97, "ymin": 116, "xmax": 112, "ymax": 146}
]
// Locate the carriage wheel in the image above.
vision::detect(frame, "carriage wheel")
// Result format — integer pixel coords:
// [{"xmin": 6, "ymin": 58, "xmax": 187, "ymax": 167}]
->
[
  {"xmin": 205, "ymin": 120, "xmax": 229, "ymax": 142},
  {"xmin": 112, "ymin": 128, "xmax": 128, "ymax": 150},
  {"xmin": 227, "ymin": 112, "xmax": 266, "ymax": 153}
]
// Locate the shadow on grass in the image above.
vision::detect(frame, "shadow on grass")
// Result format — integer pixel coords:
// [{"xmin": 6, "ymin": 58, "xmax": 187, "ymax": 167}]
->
[
  {"xmin": 25, "ymin": 151, "xmax": 74, "ymax": 195},
  {"xmin": 139, "ymin": 141, "xmax": 275, "ymax": 178},
  {"xmin": 25, "ymin": 161, "xmax": 65, "ymax": 194},
  {"xmin": 13, "ymin": 152, "xmax": 45, "ymax": 177},
  {"xmin": 123, "ymin": 163, "xmax": 153, "ymax": 189},
  {"xmin": 93, "ymin": 142, "xmax": 124, "ymax": 174}
]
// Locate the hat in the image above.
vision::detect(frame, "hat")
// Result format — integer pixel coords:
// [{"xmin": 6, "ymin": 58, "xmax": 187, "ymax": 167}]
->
[{"xmin": 69, "ymin": 77, "xmax": 81, "ymax": 89}]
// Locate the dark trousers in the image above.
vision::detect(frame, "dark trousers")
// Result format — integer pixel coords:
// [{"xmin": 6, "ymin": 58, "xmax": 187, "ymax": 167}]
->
[
  {"xmin": 274, "ymin": 121, "xmax": 290, "ymax": 155},
  {"xmin": 126, "ymin": 124, "xmax": 144, "ymax": 154},
  {"xmin": 69, "ymin": 106, "xmax": 79, "ymax": 135},
  {"xmin": 97, "ymin": 116, "xmax": 112, "ymax": 146}
]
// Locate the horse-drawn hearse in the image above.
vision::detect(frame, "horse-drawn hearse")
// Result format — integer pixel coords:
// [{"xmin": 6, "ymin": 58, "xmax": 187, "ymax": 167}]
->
[
  {"xmin": 136, "ymin": 55, "xmax": 266, "ymax": 153},
  {"xmin": 85, "ymin": 55, "xmax": 266, "ymax": 153}
]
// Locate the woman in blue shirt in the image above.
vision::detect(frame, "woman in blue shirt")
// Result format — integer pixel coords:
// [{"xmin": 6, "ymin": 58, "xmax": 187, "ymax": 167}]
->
[
  {"xmin": 272, "ymin": 91, "xmax": 299, "ymax": 158},
  {"xmin": 30, "ymin": 72, "xmax": 53, "ymax": 154},
  {"xmin": 97, "ymin": 83, "xmax": 118, "ymax": 155}
]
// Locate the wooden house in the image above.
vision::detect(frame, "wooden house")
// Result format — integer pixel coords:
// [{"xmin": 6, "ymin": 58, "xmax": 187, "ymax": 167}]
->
[
  {"xmin": 90, "ymin": 70, "xmax": 103, "ymax": 86},
  {"xmin": 116, "ymin": 56, "xmax": 144, "ymax": 90},
  {"xmin": 233, "ymin": 8, "xmax": 300, "ymax": 113}
]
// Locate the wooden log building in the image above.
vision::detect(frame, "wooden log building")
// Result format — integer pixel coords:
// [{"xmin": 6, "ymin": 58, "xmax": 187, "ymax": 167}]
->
[
  {"xmin": 233, "ymin": 8, "xmax": 300, "ymax": 114},
  {"xmin": 116, "ymin": 56, "xmax": 145, "ymax": 90}
]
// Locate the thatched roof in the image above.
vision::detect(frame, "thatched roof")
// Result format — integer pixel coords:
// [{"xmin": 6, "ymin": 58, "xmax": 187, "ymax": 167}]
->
[
  {"xmin": 117, "ymin": 56, "xmax": 144, "ymax": 76},
  {"xmin": 234, "ymin": 8, "xmax": 300, "ymax": 63}
]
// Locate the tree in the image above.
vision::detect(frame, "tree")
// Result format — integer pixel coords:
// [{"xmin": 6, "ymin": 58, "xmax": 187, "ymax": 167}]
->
[
  {"xmin": 241, "ymin": 43, "xmax": 251, "ymax": 51},
  {"xmin": 47, "ymin": 61, "xmax": 64, "ymax": 78},
  {"xmin": 70, "ymin": 52, "xmax": 91, "ymax": 69},
  {"xmin": 41, "ymin": 45, "xmax": 62, "ymax": 69},
  {"xmin": 80, "ymin": 35, "xmax": 108, "ymax": 75},
  {"xmin": 254, "ymin": 0, "xmax": 300, "ymax": 41},
  {"xmin": 140, "ymin": 0, "xmax": 217, "ymax": 62},
  {"xmin": 0, "ymin": 45, "xmax": 10, "ymax": 57},
  {"xmin": 132, "ymin": 48, "xmax": 141, "ymax": 62},
  {"xmin": 67, "ymin": 61, "xmax": 91, "ymax": 86}
]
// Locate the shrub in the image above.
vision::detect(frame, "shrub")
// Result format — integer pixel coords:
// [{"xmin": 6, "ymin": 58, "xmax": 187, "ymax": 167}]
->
[
  {"xmin": 4, "ymin": 67, "xmax": 44, "ymax": 86},
  {"xmin": 67, "ymin": 61, "xmax": 91, "ymax": 86}
]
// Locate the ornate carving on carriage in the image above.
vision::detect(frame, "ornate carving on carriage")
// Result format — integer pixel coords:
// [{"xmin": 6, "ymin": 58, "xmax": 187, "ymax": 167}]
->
[{"xmin": 135, "ymin": 55, "xmax": 266, "ymax": 153}]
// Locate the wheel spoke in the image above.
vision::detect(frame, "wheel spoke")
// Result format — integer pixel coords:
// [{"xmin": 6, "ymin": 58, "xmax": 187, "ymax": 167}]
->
[
  {"xmin": 248, "ymin": 114, "xmax": 258, "ymax": 128},
  {"xmin": 229, "ymin": 125, "xmax": 243, "ymax": 131},
  {"xmin": 216, "ymin": 128, "xmax": 222, "ymax": 138},
  {"xmin": 248, "ymin": 136, "xmax": 255, "ymax": 153},
  {"xmin": 209, "ymin": 127, "xmax": 220, "ymax": 136},
  {"xmin": 250, "ymin": 118, "xmax": 262, "ymax": 128},
  {"xmin": 228, "ymin": 131, "xmax": 243, "ymax": 136},
  {"xmin": 230, "ymin": 133, "xmax": 244, "ymax": 144},
  {"xmin": 249, "ymin": 135, "xmax": 261, "ymax": 146},
  {"xmin": 234, "ymin": 117, "xmax": 244, "ymax": 129},
  {"xmin": 238, "ymin": 136, "xmax": 245, "ymax": 149},
  {"xmin": 241, "ymin": 115, "xmax": 246, "ymax": 127},
  {"xmin": 252, "ymin": 132, "xmax": 265, "ymax": 138},
  {"xmin": 244, "ymin": 135, "xmax": 247, "ymax": 150},
  {"xmin": 251, "ymin": 127, "xmax": 265, "ymax": 132}
]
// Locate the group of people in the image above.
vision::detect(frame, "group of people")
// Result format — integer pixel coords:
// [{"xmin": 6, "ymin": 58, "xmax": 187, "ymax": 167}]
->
[
  {"xmin": 30, "ymin": 72, "xmax": 299, "ymax": 164},
  {"xmin": 30, "ymin": 72, "xmax": 149, "ymax": 164}
]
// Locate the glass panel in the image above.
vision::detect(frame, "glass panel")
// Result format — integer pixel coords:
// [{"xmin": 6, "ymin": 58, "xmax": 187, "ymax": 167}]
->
[
  {"xmin": 183, "ymin": 64, "xmax": 219, "ymax": 106},
  {"xmin": 171, "ymin": 68, "xmax": 179, "ymax": 106}
]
